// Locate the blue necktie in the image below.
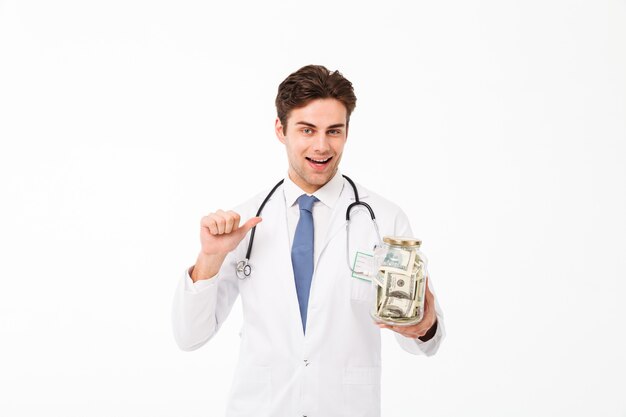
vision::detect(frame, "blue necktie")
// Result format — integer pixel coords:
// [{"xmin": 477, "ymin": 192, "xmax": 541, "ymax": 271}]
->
[{"xmin": 292, "ymin": 194, "xmax": 318, "ymax": 333}]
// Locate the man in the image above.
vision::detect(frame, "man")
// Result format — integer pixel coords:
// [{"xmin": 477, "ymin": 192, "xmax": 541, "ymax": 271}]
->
[{"xmin": 172, "ymin": 65, "xmax": 445, "ymax": 417}]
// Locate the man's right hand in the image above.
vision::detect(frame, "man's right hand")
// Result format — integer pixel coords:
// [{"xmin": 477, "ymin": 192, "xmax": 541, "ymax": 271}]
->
[{"xmin": 191, "ymin": 210, "xmax": 262, "ymax": 282}]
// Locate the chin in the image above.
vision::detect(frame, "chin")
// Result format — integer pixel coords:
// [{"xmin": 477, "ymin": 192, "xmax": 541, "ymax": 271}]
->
[{"xmin": 309, "ymin": 171, "xmax": 333, "ymax": 183}]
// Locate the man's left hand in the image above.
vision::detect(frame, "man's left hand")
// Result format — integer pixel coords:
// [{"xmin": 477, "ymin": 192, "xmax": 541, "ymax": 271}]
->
[{"xmin": 376, "ymin": 279, "xmax": 438, "ymax": 340}]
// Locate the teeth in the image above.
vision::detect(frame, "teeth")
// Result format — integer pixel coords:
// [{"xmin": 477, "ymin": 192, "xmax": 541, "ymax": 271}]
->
[{"xmin": 309, "ymin": 157, "xmax": 331, "ymax": 163}]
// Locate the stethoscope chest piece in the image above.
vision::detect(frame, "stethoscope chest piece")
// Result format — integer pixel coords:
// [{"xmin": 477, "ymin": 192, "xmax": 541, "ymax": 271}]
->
[{"xmin": 236, "ymin": 260, "xmax": 251, "ymax": 279}]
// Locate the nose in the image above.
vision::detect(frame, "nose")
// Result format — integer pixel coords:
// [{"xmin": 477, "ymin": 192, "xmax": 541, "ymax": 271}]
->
[{"xmin": 311, "ymin": 132, "xmax": 331, "ymax": 153}]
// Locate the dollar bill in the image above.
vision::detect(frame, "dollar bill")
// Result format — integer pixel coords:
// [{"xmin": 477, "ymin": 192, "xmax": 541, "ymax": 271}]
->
[
  {"xmin": 373, "ymin": 270, "xmax": 386, "ymax": 288},
  {"xmin": 380, "ymin": 246, "xmax": 415, "ymax": 274},
  {"xmin": 385, "ymin": 272, "xmax": 416, "ymax": 300},
  {"xmin": 378, "ymin": 296, "xmax": 413, "ymax": 318}
]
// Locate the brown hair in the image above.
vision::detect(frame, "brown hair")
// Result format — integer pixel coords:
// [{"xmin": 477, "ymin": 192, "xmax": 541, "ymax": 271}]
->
[{"xmin": 275, "ymin": 65, "xmax": 357, "ymax": 132}]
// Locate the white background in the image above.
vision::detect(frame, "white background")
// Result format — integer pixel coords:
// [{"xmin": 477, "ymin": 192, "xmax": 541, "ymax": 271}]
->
[{"xmin": 1, "ymin": 0, "xmax": 625, "ymax": 416}]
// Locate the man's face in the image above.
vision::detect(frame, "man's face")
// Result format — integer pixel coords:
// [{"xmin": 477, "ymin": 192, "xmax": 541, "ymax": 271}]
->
[{"xmin": 275, "ymin": 98, "xmax": 348, "ymax": 193}]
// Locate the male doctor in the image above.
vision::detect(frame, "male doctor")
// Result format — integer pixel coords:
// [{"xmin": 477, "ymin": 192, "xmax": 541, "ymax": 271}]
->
[{"xmin": 172, "ymin": 65, "xmax": 445, "ymax": 417}]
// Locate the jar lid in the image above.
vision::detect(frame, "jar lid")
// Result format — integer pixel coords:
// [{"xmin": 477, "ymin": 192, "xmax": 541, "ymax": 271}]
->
[{"xmin": 383, "ymin": 236, "xmax": 421, "ymax": 247}]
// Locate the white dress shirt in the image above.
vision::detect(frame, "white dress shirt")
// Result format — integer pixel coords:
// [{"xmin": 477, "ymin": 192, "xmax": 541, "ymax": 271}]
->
[{"xmin": 283, "ymin": 169, "xmax": 344, "ymax": 267}]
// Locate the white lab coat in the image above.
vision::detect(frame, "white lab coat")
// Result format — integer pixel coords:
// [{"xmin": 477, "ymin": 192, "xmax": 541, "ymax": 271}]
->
[{"xmin": 172, "ymin": 178, "xmax": 445, "ymax": 417}]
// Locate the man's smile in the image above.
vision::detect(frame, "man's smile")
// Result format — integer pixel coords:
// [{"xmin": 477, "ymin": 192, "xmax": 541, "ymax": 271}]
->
[{"xmin": 305, "ymin": 156, "xmax": 333, "ymax": 165}]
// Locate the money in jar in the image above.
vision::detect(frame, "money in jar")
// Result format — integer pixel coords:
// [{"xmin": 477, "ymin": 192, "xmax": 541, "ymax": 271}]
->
[{"xmin": 371, "ymin": 236, "xmax": 428, "ymax": 326}]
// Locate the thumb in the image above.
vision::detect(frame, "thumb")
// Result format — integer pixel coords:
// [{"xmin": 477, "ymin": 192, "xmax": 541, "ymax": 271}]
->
[{"xmin": 239, "ymin": 216, "xmax": 263, "ymax": 235}]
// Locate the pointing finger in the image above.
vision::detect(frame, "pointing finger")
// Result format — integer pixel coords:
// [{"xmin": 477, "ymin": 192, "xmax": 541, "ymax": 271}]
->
[{"xmin": 239, "ymin": 217, "xmax": 263, "ymax": 235}]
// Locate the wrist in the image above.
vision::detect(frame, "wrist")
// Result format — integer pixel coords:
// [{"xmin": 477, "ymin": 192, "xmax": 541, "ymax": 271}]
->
[
  {"xmin": 417, "ymin": 319, "xmax": 438, "ymax": 342},
  {"xmin": 191, "ymin": 252, "xmax": 227, "ymax": 282}
]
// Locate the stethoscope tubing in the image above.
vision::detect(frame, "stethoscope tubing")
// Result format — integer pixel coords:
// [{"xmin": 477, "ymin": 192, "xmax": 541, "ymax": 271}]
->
[{"xmin": 236, "ymin": 174, "xmax": 378, "ymax": 279}]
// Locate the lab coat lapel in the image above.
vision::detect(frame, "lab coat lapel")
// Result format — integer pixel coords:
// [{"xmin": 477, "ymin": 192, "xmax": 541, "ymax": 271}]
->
[
  {"xmin": 315, "ymin": 179, "xmax": 370, "ymax": 269},
  {"xmin": 245, "ymin": 187, "xmax": 307, "ymax": 340}
]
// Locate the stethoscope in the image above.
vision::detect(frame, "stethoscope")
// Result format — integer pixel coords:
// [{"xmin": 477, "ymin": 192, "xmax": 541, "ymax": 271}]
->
[{"xmin": 235, "ymin": 174, "xmax": 382, "ymax": 279}]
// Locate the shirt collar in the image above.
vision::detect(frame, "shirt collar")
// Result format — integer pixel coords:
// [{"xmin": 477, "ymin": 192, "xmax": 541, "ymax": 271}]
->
[{"xmin": 284, "ymin": 170, "xmax": 344, "ymax": 209}]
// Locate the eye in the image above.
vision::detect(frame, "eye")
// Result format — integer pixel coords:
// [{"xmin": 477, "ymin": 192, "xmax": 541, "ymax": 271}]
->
[
  {"xmin": 328, "ymin": 129, "xmax": 342, "ymax": 135},
  {"xmin": 302, "ymin": 128, "xmax": 314, "ymax": 135}
]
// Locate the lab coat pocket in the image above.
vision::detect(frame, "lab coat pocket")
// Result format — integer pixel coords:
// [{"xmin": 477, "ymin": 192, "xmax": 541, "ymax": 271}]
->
[
  {"xmin": 227, "ymin": 365, "xmax": 271, "ymax": 416},
  {"xmin": 350, "ymin": 276, "xmax": 375, "ymax": 303},
  {"xmin": 342, "ymin": 366, "xmax": 381, "ymax": 417}
]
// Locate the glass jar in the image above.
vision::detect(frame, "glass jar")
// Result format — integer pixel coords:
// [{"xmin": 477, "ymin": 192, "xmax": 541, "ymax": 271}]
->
[{"xmin": 370, "ymin": 236, "xmax": 427, "ymax": 326}]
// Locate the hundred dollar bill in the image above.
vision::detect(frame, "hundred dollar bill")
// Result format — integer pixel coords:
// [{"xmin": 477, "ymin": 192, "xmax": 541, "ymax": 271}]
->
[
  {"xmin": 373, "ymin": 270, "xmax": 386, "ymax": 288},
  {"xmin": 380, "ymin": 246, "xmax": 415, "ymax": 274},
  {"xmin": 379, "ymin": 296, "xmax": 413, "ymax": 318},
  {"xmin": 385, "ymin": 272, "xmax": 416, "ymax": 300},
  {"xmin": 414, "ymin": 263, "xmax": 426, "ymax": 303},
  {"xmin": 413, "ymin": 280, "xmax": 422, "ymax": 304},
  {"xmin": 414, "ymin": 258, "xmax": 424, "ymax": 273}
]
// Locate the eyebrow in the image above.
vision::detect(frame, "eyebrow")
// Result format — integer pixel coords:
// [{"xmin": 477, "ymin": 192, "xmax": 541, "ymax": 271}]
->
[{"xmin": 295, "ymin": 121, "xmax": 346, "ymax": 129}]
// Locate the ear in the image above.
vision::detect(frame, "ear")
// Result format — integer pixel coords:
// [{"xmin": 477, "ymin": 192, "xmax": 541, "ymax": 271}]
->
[{"xmin": 275, "ymin": 118, "xmax": 287, "ymax": 144}]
